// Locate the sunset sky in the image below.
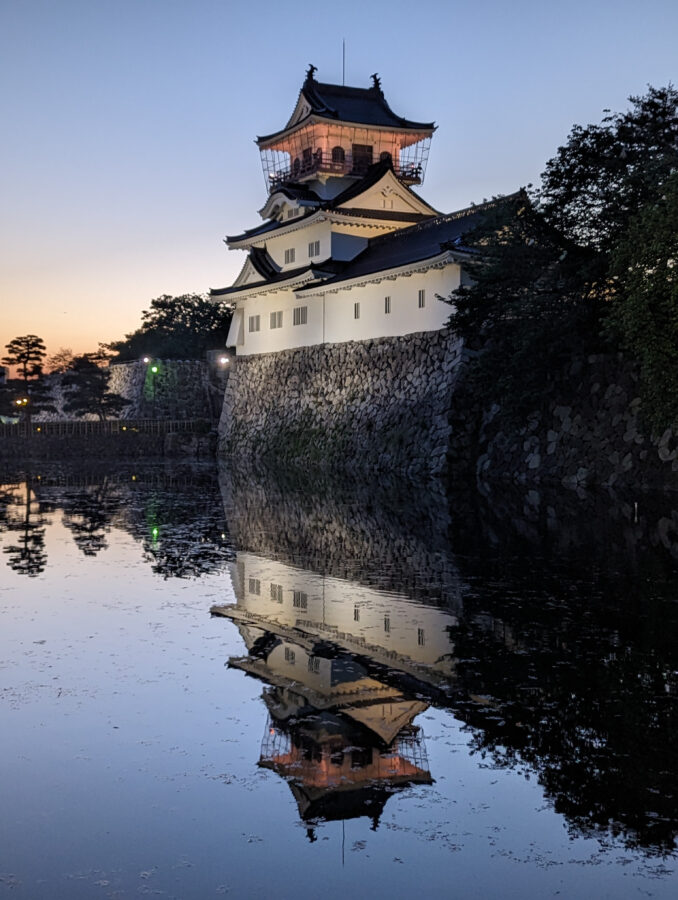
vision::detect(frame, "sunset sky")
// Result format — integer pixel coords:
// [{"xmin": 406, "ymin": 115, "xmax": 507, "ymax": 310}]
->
[{"xmin": 2, "ymin": 0, "xmax": 677, "ymax": 360}]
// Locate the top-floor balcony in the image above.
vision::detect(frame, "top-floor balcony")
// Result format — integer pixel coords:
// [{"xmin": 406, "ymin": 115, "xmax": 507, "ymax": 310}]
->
[{"xmin": 259, "ymin": 137, "xmax": 431, "ymax": 193}]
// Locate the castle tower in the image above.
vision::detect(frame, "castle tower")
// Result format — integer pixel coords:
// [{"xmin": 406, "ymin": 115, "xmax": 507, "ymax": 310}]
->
[{"xmin": 257, "ymin": 65, "xmax": 435, "ymax": 200}]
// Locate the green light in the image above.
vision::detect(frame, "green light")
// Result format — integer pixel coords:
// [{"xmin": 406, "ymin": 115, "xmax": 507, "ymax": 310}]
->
[
  {"xmin": 151, "ymin": 365, "xmax": 158, "ymax": 373},
  {"xmin": 152, "ymin": 526, "xmax": 159, "ymax": 537}
]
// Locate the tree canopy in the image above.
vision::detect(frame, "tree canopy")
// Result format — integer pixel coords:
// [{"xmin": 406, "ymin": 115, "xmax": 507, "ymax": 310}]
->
[
  {"xmin": 450, "ymin": 84, "xmax": 678, "ymax": 426},
  {"xmin": 108, "ymin": 294, "xmax": 233, "ymax": 361},
  {"xmin": 62, "ymin": 349, "xmax": 131, "ymax": 420},
  {"xmin": 1, "ymin": 334, "xmax": 54, "ymax": 420},
  {"xmin": 606, "ymin": 171, "xmax": 678, "ymax": 431}
]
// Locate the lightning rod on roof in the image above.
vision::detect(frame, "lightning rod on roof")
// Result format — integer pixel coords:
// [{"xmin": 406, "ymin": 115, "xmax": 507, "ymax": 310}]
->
[{"xmin": 342, "ymin": 39, "xmax": 345, "ymax": 86}]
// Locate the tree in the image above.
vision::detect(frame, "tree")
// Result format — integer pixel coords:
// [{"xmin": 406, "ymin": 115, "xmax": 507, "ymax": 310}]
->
[
  {"xmin": 3, "ymin": 477, "xmax": 47, "ymax": 577},
  {"xmin": 449, "ymin": 194, "xmax": 601, "ymax": 411},
  {"xmin": 3, "ymin": 334, "xmax": 47, "ymax": 381},
  {"xmin": 606, "ymin": 172, "xmax": 678, "ymax": 431},
  {"xmin": 46, "ymin": 347, "xmax": 75, "ymax": 373},
  {"xmin": 1, "ymin": 334, "xmax": 54, "ymax": 422},
  {"xmin": 538, "ymin": 84, "xmax": 678, "ymax": 254},
  {"xmin": 449, "ymin": 85, "xmax": 678, "ymax": 418},
  {"xmin": 61, "ymin": 349, "xmax": 131, "ymax": 420},
  {"xmin": 108, "ymin": 294, "xmax": 233, "ymax": 361}
]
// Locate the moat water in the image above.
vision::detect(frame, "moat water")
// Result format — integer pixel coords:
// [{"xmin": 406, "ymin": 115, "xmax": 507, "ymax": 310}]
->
[{"xmin": 1, "ymin": 462, "xmax": 677, "ymax": 899}]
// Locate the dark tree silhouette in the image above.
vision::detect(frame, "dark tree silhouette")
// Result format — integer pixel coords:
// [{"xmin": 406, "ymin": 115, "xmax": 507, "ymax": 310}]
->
[
  {"xmin": 1, "ymin": 334, "xmax": 55, "ymax": 423},
  {"xmin": 62, "ymin": 350, "xmax": 130, "ymax": 420},
  {"xmin": 3, "ymin": 478, "xmax": 47, "ymax": 577}
]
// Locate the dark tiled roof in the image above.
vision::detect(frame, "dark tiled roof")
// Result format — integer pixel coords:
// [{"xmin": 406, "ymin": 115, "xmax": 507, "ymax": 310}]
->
[
  {"xmin": 210, "ymin": 257, "xmax": 347, "ymax": 297},
  {"xmin": 225, "ymin": 218, "xmax": 288, "ymax": 244},
  {"xmin": 333, "ymin": 207, "xmax": 429, "ymax": 223},
  {"xmin": 304, "ymin": 79, "xmax": 435, "ymax": 130},
  {"xmin": 249, "ymin": 245, "xmax": 280, "ymax": 279},
  {"xmin": 272, "ymin": 183, "xmax": 323, "ymax": 204},
  {"xmin": 297, "ymin": 196, "xmax": 520, "ymax": 291},
  {"xmin": 257, "ymin": 73, "xmax": 435, "ymax": 143},
  {"xmin": 226, "ymin": 162, "xmax": 434, "ymax": 244}
]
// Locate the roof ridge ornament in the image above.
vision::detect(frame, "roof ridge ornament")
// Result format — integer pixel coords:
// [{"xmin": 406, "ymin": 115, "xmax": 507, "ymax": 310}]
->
[
  {"xmin": 305, "ymin": 64, "xmax": 317, "ymax": 83},
  {"xmin": 371, "ymin": 73, "xmax": 382, "ymax": 93}
]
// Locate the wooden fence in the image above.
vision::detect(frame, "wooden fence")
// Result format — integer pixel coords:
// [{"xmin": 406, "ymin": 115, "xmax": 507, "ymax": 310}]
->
[{"xmin": 0, "ymin": 419, "xmax": 212, "ymax": 439}]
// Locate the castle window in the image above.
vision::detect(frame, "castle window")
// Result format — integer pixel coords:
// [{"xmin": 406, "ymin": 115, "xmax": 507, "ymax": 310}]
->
[
  {"xmin": 284, "ymin": 646, "xmax": 296, "ymax": 664},
  {"xmin": 384, "ymin": 296, "xmax": 391, "ymax": 314},
  {"xmin": 302, "ymin": 147, "xmax": 312, "ymax": 168},
  {"xmin": 331, "ymin": 146, "xmax": 345, "ymax": 164},
  {"xmin": 286, "ymin": 208, "xmax": 296, "ymax": 219},
  {"xmin": 248, "ymin": 315, "xmax": 260, "ymax": 333},
  {"xmin": 284, "ymin": 248, "xmax": 295, "ymax": 265},
  {"xmin": 354, "ymin": 605, "xmax": 360, "ymax": 622},
  {"xmin": 417, "ymin": 628, "xmax": 425, "ymax": 646},
  {"xmin": 248, "ymin": 577, "xmax": 261, "ymax": 595},
  {"xmin": 270, "ymin": 583, "xmax": 283, "ymax": 603},
  {"xmin": 418, "ymin": 289, "xmax": 426, "ymax": 308},
  {"xmin": 293, "ymin": 590, "xmax": 308, "ymax": 610},
  {"xmin": 270, "ymin": 310, "xmax": 283, "ymax": 329},
  {"xmin": 308, "ymin": 240, "xmax": 320, "ymax": 258},
  {"xmin": 384, "ymin": 616, "xmax": 390, "ymax": 633},
  {"xmin": 354, "ymin": 302, "xmax": 360, "ymax": 319},
  {"xmin": 352, "ymin": 143, "xmax": 373, "ymax": 173},
  {"xmin": 293, "ymin": 306, "xmax": 307, "ymax": 326},
  {"xmin": 308, "ymin": 656, "xmax": 321, "ymax": 673}
]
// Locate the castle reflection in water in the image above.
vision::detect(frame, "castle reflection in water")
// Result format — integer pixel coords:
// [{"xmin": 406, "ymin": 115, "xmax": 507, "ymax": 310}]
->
[
  {"xmin": 213, "ymin": 467, "xmax": 678, "ymax": 851},
  {"xmin": 212, "ymin": 549, "xmax": 459, "ymax": 827},
  {"xmin": 2, "ymin": 464, "xmax": 677, "ymax": 851}
]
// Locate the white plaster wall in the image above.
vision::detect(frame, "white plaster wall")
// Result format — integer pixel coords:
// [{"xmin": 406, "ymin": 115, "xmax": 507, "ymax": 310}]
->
[
  {"xmin": 234, "ymin": 264, "xmax": 458, "ymax": 355},
  {"xmin": 231, "ymin": 552, "xmax": 457, "ymax": 674},
  {"xmin": 262, "ymin": 221, "xmax": 331, "ymax": 271},
  {"xmin": 321, "ymin": 264, "xmax": 458, "ymax": 344},
  {"xmin": 236, "ymin": 289, "xmax": 323, "ymax": 354}
]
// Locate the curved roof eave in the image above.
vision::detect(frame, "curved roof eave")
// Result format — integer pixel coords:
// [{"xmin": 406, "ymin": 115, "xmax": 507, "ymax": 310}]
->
[{"xmin": 257, "ymin": 113, "xmax": 436, "ymax": 148}]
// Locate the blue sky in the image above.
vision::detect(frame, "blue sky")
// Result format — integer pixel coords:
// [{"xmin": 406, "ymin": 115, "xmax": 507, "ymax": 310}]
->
[{"xmin": 1, "ymin": 0, "xmax": 677, "ymax": 356}]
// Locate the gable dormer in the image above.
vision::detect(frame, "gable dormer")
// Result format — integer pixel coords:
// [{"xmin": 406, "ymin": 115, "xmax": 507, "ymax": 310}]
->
[{"xmin": 332, "ymin": 165, "xmax": 438, "ymax": 218}]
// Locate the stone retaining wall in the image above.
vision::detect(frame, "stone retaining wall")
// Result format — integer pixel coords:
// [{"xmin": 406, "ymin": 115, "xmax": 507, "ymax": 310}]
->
[
  {"xmin": 218, "ymin": 329, "xmax": 464, "ymax": 477},
  {"xmin": 37, "ymin": 360, "xmax": 225, "ymax": 422},
  {"xmin": 466, "ymin": 353, "xmax": 678, "ymax": 491}
]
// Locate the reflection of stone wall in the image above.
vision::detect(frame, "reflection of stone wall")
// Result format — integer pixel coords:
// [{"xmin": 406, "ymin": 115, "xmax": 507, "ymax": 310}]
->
[
  {"xmin": 219, "ymin": 329, "xmax": 464, "ymax": 476},
  {"xmin": 218, "ymin": 466, "xmax": 464, "ymax": 608}
]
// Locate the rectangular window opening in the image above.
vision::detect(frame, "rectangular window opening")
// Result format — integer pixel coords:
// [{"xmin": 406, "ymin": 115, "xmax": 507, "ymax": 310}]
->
[
  {"xmin": 248, "ymin": 577, "xmax": 261, "ymax": 595},
  {"xmin": 270, "ymin": 583, "xmax": 283, "ymax": 603},
  {"xmin": 418, "ymin": 289, "xmax": 426, "ymax": 308},
  {"xmin": 354, "ymin": 302, "xmax": 360, "ymax": 320},
  {"xmin": 384, "ymin": 296, "xmax": 391, "ymax": 315},
  {"xmin": 293, "ymin": 590, "xmax": 308, "ymax": 610},
  {"xmin": 293, "ymin": 306, "xmax": 308, "ymax": 326},
  {"xmin": 270, "ymin": 310, "xmax": 283, "ymax": 329},
  {"xmin": 308, "ymin": 240, "xmax": 320, "ymax": 258},
  {"xmin": 248, "ymin": 315, "xmax": 260, "ymax": 333},
  {"xmin": 284, "ymin": 248, "xmax": 296, "ymax": 265}
]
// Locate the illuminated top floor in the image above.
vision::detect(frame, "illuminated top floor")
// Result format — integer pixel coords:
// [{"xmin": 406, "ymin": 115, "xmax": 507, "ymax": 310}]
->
[{"xmin": 257, "ymin": 66, "xmax": 435, "ymax": 194}]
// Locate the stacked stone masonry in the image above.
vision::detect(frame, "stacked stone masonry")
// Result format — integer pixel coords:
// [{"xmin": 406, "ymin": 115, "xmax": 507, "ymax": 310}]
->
[
  {"xmin": 219, "ymin": 329, "xmax": 465, "ymax": 477},
  {"xmin": 471, "ymin": 354, "xmax": 678, "ymax": 491},
  {"xmin": 36, "ymin": 360, "xmax": 225, "ymax": 422},
  {"xmin": 220, "ymin": 337, "xmax": 678, "ymax": 490}
]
